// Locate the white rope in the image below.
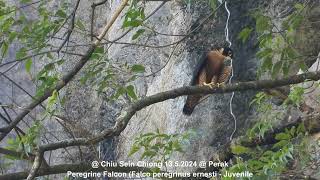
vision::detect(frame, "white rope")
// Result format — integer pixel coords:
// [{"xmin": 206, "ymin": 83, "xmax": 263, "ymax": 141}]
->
[
  {"xmin": 224, "ymin": 1, "xmax": 237, "ymax": 141},
  {"xmin": 224, "ymin": 1, "xmax": 231, "ymax": 47}
]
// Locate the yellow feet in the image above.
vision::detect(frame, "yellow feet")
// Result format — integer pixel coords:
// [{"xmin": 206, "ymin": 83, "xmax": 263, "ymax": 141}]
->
[
  {"xmin": 203, "ymin": 82, "xmax": 214, "ymax": 88},
  {"xmin": 203, "ymin": 82, "xmax": 225, "ymax": 89}
]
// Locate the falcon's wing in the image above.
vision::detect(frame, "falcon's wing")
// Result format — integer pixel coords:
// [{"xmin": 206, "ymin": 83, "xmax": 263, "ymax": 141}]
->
[
  {"xmin": 218, "ymin": 66, "xmax": 232, "ymax": 83},
  {"xmin": 190, "ymin": 53, "xmax": 208, "ymax": 86},
  {"xmin": 183, "ymin": 66, "xmax": 207, "ymax": 115}
]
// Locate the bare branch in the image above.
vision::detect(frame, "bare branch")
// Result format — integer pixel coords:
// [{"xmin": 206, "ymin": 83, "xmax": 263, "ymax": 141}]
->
[{"xmin": 57, "ymin": 0, "xmax": 81, "ymax": 53}]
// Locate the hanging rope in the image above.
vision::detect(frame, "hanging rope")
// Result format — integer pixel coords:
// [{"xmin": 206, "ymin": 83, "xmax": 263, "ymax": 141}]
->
[{"xmin": 223, "ymin": 1, "xmax": 237, "ymax": 141}]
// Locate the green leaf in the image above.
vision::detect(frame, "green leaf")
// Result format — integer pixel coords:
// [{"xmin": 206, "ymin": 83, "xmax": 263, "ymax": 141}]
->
[
  {"xmin": 132, "ymin": 29, "xmax": 145, "ymax": 40},
  {"xmin": 282, "ymin": 61, "xmax": 290, "ymax": 76},
  {"xmin": 1, "ymin": 41, "xmax": 9, "ymax": 57},
  {"xmin": 271, "ymin": 61, "xmax": 282, "ymax": 78},
  {"xmin": 122, "ymin": 7, "xmax": 145, "ymax": 28},
  {"xmin": 261, "ymin": 56, "xmax": 273, "ymax": 71},
  {"xmin": 113, "ymin": 87, "xmax": 126, "ymax": 99},
  {"xmin": 273, "ymin": 140, "xmax": 288, "ymax": 149},
  {"xmin": 290, "ymin": 126, "xmax": 296, "ymax": 137},
  {"xmin": 297, "ymin": 123, "xmax": 305, "ymax": 133},
  {"xmin": 128, "ymin": 144, "xmax": 140, "ymax": 157},
  {"xmin": 209, "ymin": 0, "xmax": 217, "ymax": 11},
  {"xmin": 141, "ymin": 150, "xmax": 157, "ymax": 159},
  {"xmin": 46, "ymin": 90, "xmax": 58, "ymax": 112},
  {"xmin": 25, "ymin": 58, "xmax": 32, "ymax": 74},
  {"xmin": 294, "ymin": 3, "xmax": 304, "ymax": 11},
  {"xmin": 90, "ymin": 46, "xmax": 104, "ymax": 60},
  {"xmin": 95, "ymin": 46, "xmax": 104, "ymax": 53},
  {"xmin": 126, "ymin": 85, "xmax": 137, "ymax": 100},
  {"xmin": 238, "ymin": 27, "xmax": 253, "ymax": 43},
  {"xmin": 16, "ymin": 47, "xmax": 27, "ymax": 60},
  {"xmin": 255, "ymin": 14, "xmax": 271, "ymax": 33},
  {"xmin": 291, "ymin": 14, "xmax": 303, "ymax": 29},
  {"xmin": 56, "ymin": 59, "xmax": 65, "ymax": 65},
  {"xmin": 131, "ymin": 64, "xmax": 145, "ymax": 73},
  {"xmin": 55, "ymin": 9, "xmax": 67, "ymax": 18},
  {"xmin": 75, "ymin": 19, "xmax": 85, "ymax": 31},
  {"xmin": 172, "ymin": 140, "xmax": 183, "ymax": 152},
  {"xmin": 231, "ymin": 145, "xmax": 250, "ymax": 155},
  {"xmin": 257, "ymin": 48, "xmax": 273, "ymax": 59},
  {"xmin": 275, "ymin": 132, "xmax": 291, "ymax": 141},
  {"xmin": 299, "ymin": 62, "xmax": 308, "ymax": 72}
]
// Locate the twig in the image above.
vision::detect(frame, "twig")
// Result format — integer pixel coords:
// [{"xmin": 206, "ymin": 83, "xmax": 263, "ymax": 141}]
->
[{"xmin": 57, "ymin": 0, "xmax": 81, "ymax": 53}]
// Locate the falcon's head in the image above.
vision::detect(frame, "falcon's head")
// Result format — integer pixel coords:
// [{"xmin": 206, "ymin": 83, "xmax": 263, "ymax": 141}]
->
[{"xmin": 219, "ymin": 47, "xmax": 233, "ymax": 59}]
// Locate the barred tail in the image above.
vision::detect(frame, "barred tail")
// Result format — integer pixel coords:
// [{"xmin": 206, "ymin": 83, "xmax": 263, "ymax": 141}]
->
[{"xmin": 183, "ymin": 94, "xmax": 202, "ymax": 115}]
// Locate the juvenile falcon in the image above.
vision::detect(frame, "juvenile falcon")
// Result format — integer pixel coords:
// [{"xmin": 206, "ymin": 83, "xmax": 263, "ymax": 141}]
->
[{"xmin": 183, "ymin": 47, "xmax": 234, "ymax": 115}]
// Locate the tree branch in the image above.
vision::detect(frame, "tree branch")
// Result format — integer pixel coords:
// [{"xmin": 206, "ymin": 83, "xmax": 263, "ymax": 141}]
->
[{"xmin": 57, "ymin": 0, "xmax": 81, "ymax": 53}]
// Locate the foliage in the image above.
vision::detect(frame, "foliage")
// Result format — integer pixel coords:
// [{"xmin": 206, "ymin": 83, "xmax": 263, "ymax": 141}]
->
[
  {"xmin": 226, "ymin": 89, "xmax": 311, "ymax": 179},
  {"xmin": 238, "ymin": 27, "xmax": 253, "ymax": 43},
  {"xmin": 248, "ymin": 92, "xmax": 284, "ymax": 139},
  {"xmin": 231, "ymin": 4, "xmax": 316, "ymax": 177},
  {"xmin": 5, "ymin": 121, "xmax": 42, "ymax": 159},
  {"xmin": 225, "ymin": 123, "xmax": 308, "ymax": 180},
  {"xmin": 285, "ymin": 86, "xmax": 304, "ymax": 107},
  {"xmin": 122, "ymin": 0, "xmax": 145, "ymax": 28},
  {"xmin": 238, "ymin": 3, "xmax": 308, "ymax": 78},
  {"xmin": 129, "ymin": 129, "xmax": 195, "ymax": 171},
  {"xmin": 208, "ymin": 0, "xmax": 219, "ymax": 12},
  {"xmin": 46, "ymin": 89, "xmax": 59, "ymax": 114}
]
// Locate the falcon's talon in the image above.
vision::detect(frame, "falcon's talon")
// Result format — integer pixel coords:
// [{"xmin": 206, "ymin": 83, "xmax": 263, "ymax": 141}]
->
[{"xmin": 203, "ymin": 82, "xmax": 216, "ymax": 89}]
